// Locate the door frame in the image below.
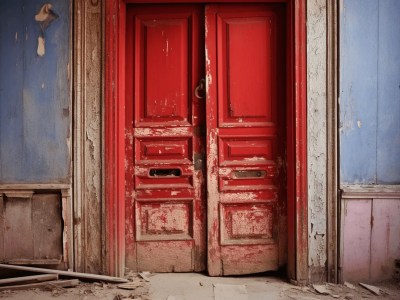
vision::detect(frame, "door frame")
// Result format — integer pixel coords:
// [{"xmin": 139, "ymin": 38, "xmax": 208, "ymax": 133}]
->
[{"xmin": 105, "ymin": 0, "xmax": 307, "ymax": 283}]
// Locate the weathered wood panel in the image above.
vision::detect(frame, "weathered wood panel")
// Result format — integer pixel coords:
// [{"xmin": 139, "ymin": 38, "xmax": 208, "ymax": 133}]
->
[
  {"xmin": 1, "ymin": 193, "xmax": 63, "ymax": 264},
  {"xmin": 32, "ymin": 194, "xmax": 62, "ymax": 261},
  {"xmin": 4, "ymin": 197, "xmax": 34, "ymax": 260},
  {"xmin": 376, "ymin": 0, "xmax": 400, "ymax": 184},
  {"xmin": 342, "ymin": 199, "xmax": 372, "ymax": 282},
  {"xmin": 341, "ymin": 187, "xmax": 400, "ymax": 282},
  {"xmin": 0, "ymin": 0, "xmax": 70, "ymax": 183},
  {"xmin": 340, "ymin": 0, "xmax": 400, "ymax": 184},
  {"xmin": 371, "ymin": 199, "xmax": 400, "ymax": 281}
]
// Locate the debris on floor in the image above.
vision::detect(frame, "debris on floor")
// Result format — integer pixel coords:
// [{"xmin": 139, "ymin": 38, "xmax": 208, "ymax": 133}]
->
[
  {"xmin": 312, "ymin": 284, "xmax": 330, "ymax": 295},
  {"xmin": 0, "ymin": 263, "xmax": 149, "ymax": 299},
  {"xmin": 138, "ymin": 272, "xmax": 152, "ymax": 282},
  {"xmin": 359, "ymin": 282, "xmax": 381, "ymax": 295},
  {"xmin": 344, "ymin": 281, "xmax": 356, "ymax": 289}
]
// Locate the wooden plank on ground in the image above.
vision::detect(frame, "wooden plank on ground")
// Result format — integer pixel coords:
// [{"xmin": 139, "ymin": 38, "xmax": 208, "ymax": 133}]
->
[
  {"xmin": 0, "ymin": 279, "xmax": 79, "ymax": 291},
  {"xmin": 0, "ymin": 274, "xmax": 58, "ymax": 286},
  {"xmin": 0, "ymin": 264, "xmax": 128, "ymax": 283}
]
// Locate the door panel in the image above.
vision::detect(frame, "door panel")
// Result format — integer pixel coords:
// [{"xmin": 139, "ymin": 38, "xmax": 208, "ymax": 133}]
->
[
  {"xmin": 125, "ymin": 5, "xmax": 206, "ymax": 272},
  {"xmin": 206, "ymin": 4, "xmax": 286, "ymax": 276}
]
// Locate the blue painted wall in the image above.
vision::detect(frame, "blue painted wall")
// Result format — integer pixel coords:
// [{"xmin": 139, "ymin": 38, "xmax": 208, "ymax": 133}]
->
[
  {"xmin": 0, "ymin": 0, "xmax": 70, "ymax": 183},
  {"xmin": 340, "ymin": 0, "xmax": 400, "ymax": 185}
]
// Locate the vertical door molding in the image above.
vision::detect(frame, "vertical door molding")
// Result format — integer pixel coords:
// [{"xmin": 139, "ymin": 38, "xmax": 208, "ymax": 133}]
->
[
  {"xmin": 326, "ymin": 0, "xmax": 338, "ymax": 283},
  {"xmin": 292, "ymin": 0, "xmax": 308, "ymax": 284},
  {"xmin": 73, "ymin": 0, "xmax": 105, "ymax": 274},
  {"xmin": 105, "ymin": 0, "xmax": 126, "ymax": 277}
]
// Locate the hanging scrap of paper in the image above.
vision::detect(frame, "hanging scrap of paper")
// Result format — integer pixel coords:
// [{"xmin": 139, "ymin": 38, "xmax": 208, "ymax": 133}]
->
[{"xmin": 35, "ymin": 3, "xmax": 59, "ymax": 56}]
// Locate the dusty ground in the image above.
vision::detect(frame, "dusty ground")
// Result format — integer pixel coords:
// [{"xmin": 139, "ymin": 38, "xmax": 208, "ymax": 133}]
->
[{"xmin": 0, "ymin": 272, "xmax": 399, "ymax": 300}]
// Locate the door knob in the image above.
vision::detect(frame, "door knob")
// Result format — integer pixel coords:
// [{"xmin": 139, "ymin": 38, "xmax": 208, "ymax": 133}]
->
[{"xmin": 194, "ymin": 78, "xmax": 206, "ymax": 99}]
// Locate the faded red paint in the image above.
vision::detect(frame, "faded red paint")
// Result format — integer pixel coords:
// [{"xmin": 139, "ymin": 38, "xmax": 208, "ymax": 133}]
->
[{"xmin": 105, "ymin": 0, "xmax": 308, "ymax": 281}]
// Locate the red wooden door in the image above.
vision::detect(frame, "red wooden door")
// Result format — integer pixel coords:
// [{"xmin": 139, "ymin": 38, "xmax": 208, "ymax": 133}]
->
[
  {"xmin": 125, "ymin": 3, "xmax": 286, "ymax": 275},
  {"xmin": 205, "ymin": 4, "xmax": 286, "ymax": 276},
  {"xmin": 125, "ymin": 5, "xmax": 206, "ymax": 272}
]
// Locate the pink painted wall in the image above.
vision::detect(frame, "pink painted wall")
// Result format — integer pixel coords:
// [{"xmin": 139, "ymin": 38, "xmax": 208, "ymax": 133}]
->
[{"xmin": 342, "ymin": 198, "xmax": 400, "ymax": 282}]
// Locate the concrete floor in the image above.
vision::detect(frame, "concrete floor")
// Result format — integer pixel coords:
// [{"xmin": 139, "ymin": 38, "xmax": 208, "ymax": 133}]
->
[
  {"xmin": 149, "ymin": 273, "xmax": 291, "ymax": 300},
  {"xmin": 1, "ymin": 272, "xmax": 399, "ymax": 300},
  {"xmin": 148, "ymin": 273, "xmax": 400, "ymax": 300}
]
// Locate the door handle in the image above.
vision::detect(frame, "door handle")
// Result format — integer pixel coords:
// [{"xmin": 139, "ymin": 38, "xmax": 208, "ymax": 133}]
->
[{"xmin": 194, "ymin": 78, "xmax": 206, "ymax": 99}]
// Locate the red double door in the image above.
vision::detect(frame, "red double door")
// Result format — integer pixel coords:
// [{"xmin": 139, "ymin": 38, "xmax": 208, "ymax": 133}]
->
[{"xmin": 125, "ymin": 3, "xmax": 287, "ymax": 276}]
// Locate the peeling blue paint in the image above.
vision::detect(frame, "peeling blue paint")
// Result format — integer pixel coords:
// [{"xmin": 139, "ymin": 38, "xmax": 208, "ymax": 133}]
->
[
  {"xmin": 0, "ymin": 0, "xmax": 70, "ymax": 183},
  {"xmin": 340, "ymin": 0, "xmax": 400, "ymax": 185}
]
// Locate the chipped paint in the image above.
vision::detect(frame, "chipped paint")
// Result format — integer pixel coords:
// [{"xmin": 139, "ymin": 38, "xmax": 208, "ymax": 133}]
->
[
  {"xmin": 34, "ymin": 3, "xmax": 59, "ymax": 57},
  {"xmin": 134, "ymin": 127, "xmax": 191, "ymax": 137},
  {"xmin": 307, "ymin": 0, "xmax": 327, "ymax": 281},
  {"xmin": 37, "ymin": 36, "xmax": 45, "ymax": 56}
]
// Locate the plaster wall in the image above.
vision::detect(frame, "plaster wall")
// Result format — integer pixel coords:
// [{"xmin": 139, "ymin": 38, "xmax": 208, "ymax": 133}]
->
[{"xmin": 307, "ymin": 0, "xmax": 328, "ymax": 282}]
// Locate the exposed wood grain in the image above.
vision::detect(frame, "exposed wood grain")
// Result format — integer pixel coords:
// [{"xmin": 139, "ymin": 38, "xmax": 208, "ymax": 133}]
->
[
  {"xmin": 0, "ymin": 274, "xmax": 58, "ymax": 286},
  {"xmin": 0, "ymin": 264, "xmax": 128, "ymax": 283},
  {"xmin": 0, "ymin": 279, "xmax": 79, "ymax": 291},
  {"xmin": 4, "ymin": 197, "xmax": 34, "ymax": 260},
  {"xmin": 32, "ymin": 194, "xmax": 63, "ymax": 261}
]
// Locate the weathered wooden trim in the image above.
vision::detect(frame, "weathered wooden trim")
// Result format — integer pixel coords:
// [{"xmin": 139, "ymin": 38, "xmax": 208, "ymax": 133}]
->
[
  {"xmin": 341, "ymin": 185, "xmax": 400, "ymax": 199},
  {"xmin": 3, "ymin": 191, "xmax": 34, "ymax": 198},
  {"xmin": 292, "ymin": 0, "xmax": 308, "ymax": 284},
  {"xmin": 326, "ymin": 0, "xmax": 339, "ymax": 284},
  {"xmin": 73, "ymin": 0, "xmax": 104, "ymax": 274},
  {"xmin": 0, "ymin": 184, "xmax": 70, "ymax": 190}
]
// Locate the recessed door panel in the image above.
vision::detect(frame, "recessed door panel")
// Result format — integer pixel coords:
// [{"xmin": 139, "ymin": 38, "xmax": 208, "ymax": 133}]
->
[{"xmin": 217, "ymin": 14, "xmax": 276, "ymax": 127}]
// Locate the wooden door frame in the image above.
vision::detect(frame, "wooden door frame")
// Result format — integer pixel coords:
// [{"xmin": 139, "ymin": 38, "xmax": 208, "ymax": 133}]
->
[{"xmin": 105, "ymin": 0, "xmax": 307, "ymax": 282}]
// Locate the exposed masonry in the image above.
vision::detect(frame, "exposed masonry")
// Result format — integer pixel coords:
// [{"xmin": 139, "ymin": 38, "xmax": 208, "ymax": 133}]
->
[{"xmin": 307, "ymin": 0, "xmax": 328, "ymax": 281}]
